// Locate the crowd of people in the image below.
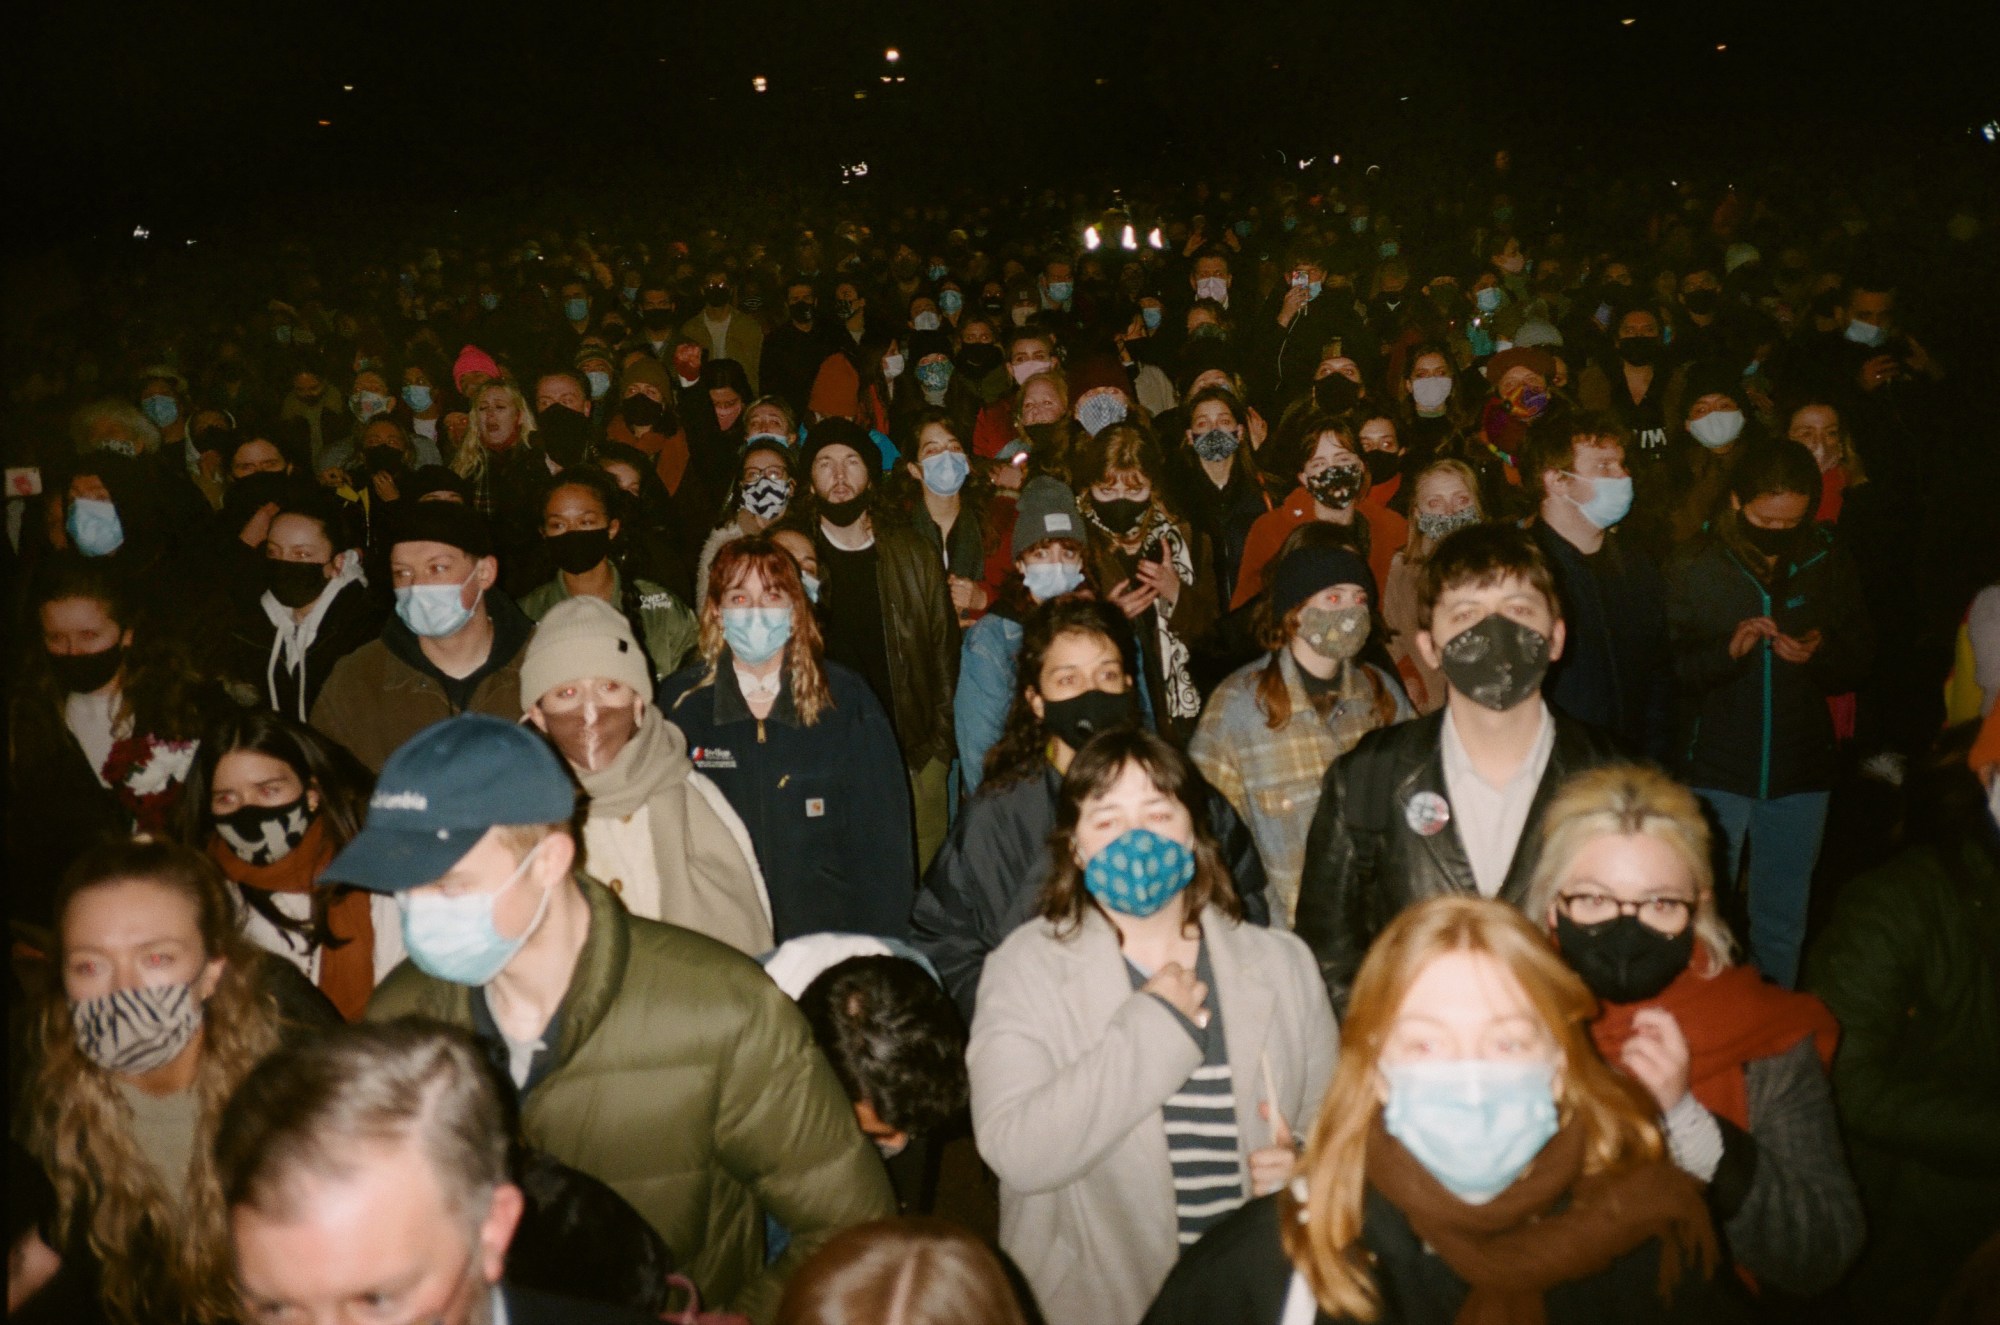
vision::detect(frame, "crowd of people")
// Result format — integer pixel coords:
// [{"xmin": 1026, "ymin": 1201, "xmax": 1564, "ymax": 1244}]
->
[{"xmin": 5, "ymin": 150, "xmax": 1998, "ymax": 1325}]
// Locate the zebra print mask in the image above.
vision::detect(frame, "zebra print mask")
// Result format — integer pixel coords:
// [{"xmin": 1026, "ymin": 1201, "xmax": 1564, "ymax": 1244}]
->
[{"xmin": 70, "ymin": 981, "xmax": 204, "ymax": 1075}]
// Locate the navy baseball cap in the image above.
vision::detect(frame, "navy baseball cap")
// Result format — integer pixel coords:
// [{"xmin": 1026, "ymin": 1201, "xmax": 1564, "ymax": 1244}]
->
[{"xmin": 324, "ymin": 715, "xmax": 577, "ymax": 893}]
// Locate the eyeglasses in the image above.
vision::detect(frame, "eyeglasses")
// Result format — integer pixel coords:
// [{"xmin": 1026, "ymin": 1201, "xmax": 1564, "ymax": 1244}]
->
[{"xmin": 1557, "ymin": 892, "xmax": 1693, "ymax": 934}]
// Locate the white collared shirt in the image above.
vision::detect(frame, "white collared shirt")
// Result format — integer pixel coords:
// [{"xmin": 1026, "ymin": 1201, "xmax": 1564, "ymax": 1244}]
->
[{"xmin": 1439, "ymin": 700, "xmax": 1555, "ymax": 897}]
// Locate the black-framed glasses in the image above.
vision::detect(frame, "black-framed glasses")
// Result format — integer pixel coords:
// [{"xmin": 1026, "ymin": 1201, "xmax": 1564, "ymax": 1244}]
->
[{"xmin": 1557, "ymin": 892, "xmax": 1693, "ymax": 934}]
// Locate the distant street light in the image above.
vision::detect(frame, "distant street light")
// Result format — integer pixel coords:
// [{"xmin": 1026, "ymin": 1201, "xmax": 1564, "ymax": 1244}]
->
[
  {"xmin": 885, "ymin": 47, "xmax": 900, "ymax": 62},
  {"xmin": 752, "ymin": 76, "xmax": 768, "ymax": 92}
]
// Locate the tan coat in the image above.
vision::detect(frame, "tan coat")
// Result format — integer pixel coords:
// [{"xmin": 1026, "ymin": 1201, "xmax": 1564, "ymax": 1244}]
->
[{"xmin": 968, "ymin": 907, "xmax": 1338, "ymax": 1325}]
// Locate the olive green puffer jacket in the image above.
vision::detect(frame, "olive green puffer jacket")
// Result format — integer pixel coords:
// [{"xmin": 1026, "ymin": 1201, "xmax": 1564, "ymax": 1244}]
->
[{"xmin": 367, "ymin": 873, "xmax": 894, "ymax": 1322}]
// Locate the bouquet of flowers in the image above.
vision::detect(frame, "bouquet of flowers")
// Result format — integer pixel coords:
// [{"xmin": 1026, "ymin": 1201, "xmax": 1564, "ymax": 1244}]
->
[{"xmin": 102, "ymin": 735, "xmax": 200, "ymax": 833}]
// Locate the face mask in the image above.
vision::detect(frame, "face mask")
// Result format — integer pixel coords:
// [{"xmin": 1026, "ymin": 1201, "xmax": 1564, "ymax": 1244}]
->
[
  {"xmin": 399, "ymin": 842, "xmax": 552, "ymax": 986},
  {"xmin": 1040, "ymin": 686, "xmax": 1134, "ymax": 749},
  {"xmin": 926, "ymin": 263, "xmax": 949, "ymax": 282},
  {"xmin": 1410, "ymin": 376, "xmax": 1454, "ymax": 412},
  {"xmin": 703, "ymin": 287, "xmax": 731, "ymax": 309},
  {"xmin": 881, "ymin": 352, "xmax": 906, "ymax": 380},
  {"xmin": 819, "ymin": 490, "xmax": 869, "ymax": 526},
  {"xmin": 956, "ymin": 344, "xmax": 1003, "ymax": 382},
  {"xmin": 1140, "ymin": 305, "xmax": 1164, "ymax": 332},
  {"xmin": 1507, "ymin": 384, "xmax": 1550, "ymax": 420},
  {"xmin": 912, "ymin": 311, "xmax": 942, "ymax": 332},
  {"xmin": 266, "ymin": 558, "xmax": 330, "ymax": 609},
  {"xmin": 921, "ymin": 450, "xmax": 970, "ymax": 497},
  {"xmin": 49, "ymin": 644, "xmax": 124, "ymax": 695},
  {"xmin": 479, "ymin": 292, "xmax": 501, "ymax": 312},
  {"xmin": 740, "ymin": 475, "xmax": 793, "ymax": 521},
  {"xmin": 1381, "ymin": 1059, "xmax": 1560, "ymax": 1203},
  {"xmin": 1077, "ymin": 394, "xmax": 1128, "ymax": 436},
  {"xmin": 1010, "ymin": 306, "xmax": 1033, "ymax": 327},
  {"xmin": 1564, "ymin": 473, "xmax": 1634, "ymax": 530},
  {"xmin": 71, "ymin": 980, "xmax": 205, "ymax": 1076},
  {"xmin": 141, "ymin": 395, "xmax": 179, "ymax": 428},
  {"xmin": 1438, "ymin": 614, "xmax": 1550, "ymax": 711},
  {"xmin": 545, "ymin": 528, "xmax": 611, "ymax": 575},
  {"xmin": 402, "ymin": 383, "xmax": 434, "ymax": 411},
  {"xmin": 1362, "ymin": 450, "xmax": 1400, "ymax": 484},
  {"xmin": 216, "ymin": 793, "xmax": 314, "ymax": 866},
  {"xmin": 543, "ymin": 699, "xmax": 639, "ymax": 774},
  {"xmin": 1090, "ymin": 494, "xmax": 1150, "ymax": 534},
  {"xmin": 1304, "ymin": 463, "xmax": 1364, "ymax": 510},
  {"xmin": 1680, "ymin": 288, "xmax": 1718, "ymax": 316},
  {"xmin": 1010, "ymin": 358, "xmax": 1051, "ymax": 386},
  {"xmin": 640, "ymin": 308, "xmax": 675, "ymax": 333},
  {"xmin": 1191, "ymin": 428, "xmax": 1239, "ymax": 463},
  {"xmin": 555, "ymin": 295, "xmax": 588, "ymax": 322},
  {"xmin": 67, "ymin": 497, "xmax": 126, "ymax": 557},
  {"xmin": 722, "ymin": 605, "xmax": 793, "ymax": 665},
  {"xmin": 915, "ymin": 360, "xmax": 954, "ymax": 395},
  {"xmin": 1616, "ymin": 337, "xmax": 1661, "ymax": 367},
  {"xmin": 1298, "ymin": 604, "xmax": 1370, "ymax": 661},
  {"xmin": 1045, "ymin": 280, "xmax": 1074, "ymax": 304},
  {"xmin": 620, "ymin": 284, "xmax": 640, "ymax": 303},
  {"xmin": 1194, "ymin": 276, "xmax": 1229, "ymax": 303},
  {"xmin": 1737, "ymin": 514, "xmax": 1800, "ymax": 559},
  {"xmin": 1688, "ymin": 409, "xmax": 1744, "ymax": 450},
  {"xmin": 275, "ymin": 325, "xmax": 294, "ymax": 345},
  {"xmin": 1843, "ymin": 318, "xmax": 1888, "ymax": 348},
  {"xmin": 789, "ymin": 300, "xmax": 816, "ymax": 323},
  {"xmin": 394, "ymin": 567, "xmax": 480, "ymax": 638},
  {"xmin": 1084, "ymin": 826, "xmax": 1196, "ymax": 919},
  {"xmin": 584, "ymin": 369, "xmax": 612, "ymax": 400},
  {"xmin": 351, "ymin": 391, "xmax": 390, "ymax": 421},
  {"xmin": 938, "ymin": 289, "xmax": 964, "ymax": 316},
  {"xmin": 835, "ymin": 299, "xmax": 859, "ymax": 320},
  {"xmin": 621, "ymin": 395, "xmax": 664, "ymax": 429},
  {"xmin": 1555, "ymin": 912, "xmax": 1695, "ymax": 1005},
  {"xmin": 1474, "ymin": 287, "xmax": 1506, "ymax": 313},
  {"xmin": 1023, "ymin": 560, "xmax": 1085, "ymax": 602},
  {"xmin": 1379, "ymin": 241, "xmax": 1400, "ymax": 258},
  {"xmin": 362, "ymin": 446, "xmax": 407, "ymax": 478},
  {"xmin": 1415, "ymin": 507, "xmax": 1480, "ymax": 541}
]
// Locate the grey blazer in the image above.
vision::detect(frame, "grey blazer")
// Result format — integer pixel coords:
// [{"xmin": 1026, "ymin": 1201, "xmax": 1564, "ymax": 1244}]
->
[{"xmin": 968, "ymin": 907, "xmax": 1338, "ymax": 1325}]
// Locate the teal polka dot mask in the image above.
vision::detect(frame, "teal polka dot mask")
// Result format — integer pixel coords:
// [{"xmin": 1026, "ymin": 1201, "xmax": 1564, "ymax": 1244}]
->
[{"xmin": 1083, "ymin": 828, "xmax": 1197, "ymax": 918}]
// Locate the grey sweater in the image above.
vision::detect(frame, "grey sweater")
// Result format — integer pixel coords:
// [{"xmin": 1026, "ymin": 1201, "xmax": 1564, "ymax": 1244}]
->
[{"xmin": 1664, "ymin": 1036, "xmax": 1865, "ymax": 1295}]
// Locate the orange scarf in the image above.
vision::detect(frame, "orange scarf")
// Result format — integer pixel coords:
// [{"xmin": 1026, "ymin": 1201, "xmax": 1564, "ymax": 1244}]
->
[
  {"xmin": 208, "ymin": 818, "xmax": 375, "ymax": 1022},
  {"xmin": 1591, "ymin": 960, "xmax": 1839, "ymax": 1129}
]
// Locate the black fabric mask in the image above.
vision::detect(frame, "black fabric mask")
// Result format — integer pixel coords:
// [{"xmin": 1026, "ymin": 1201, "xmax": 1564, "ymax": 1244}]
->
[
  {"xmin": 1681, "ymin": 288, "xmax": 1719, "ymax": 316},
  {"xmin": 620, "ymin": 395, "xmax": 665, "ymax": 429},
  {"xmin": 1616, "ymin": 337, "xmax": 1662, "ymax": 367},
  {"xmin": 1737, "ymin": 516, "xmax": 1800, "ymax": 560},
  {"xmin": 1438, "ymin": 614, "xmax": 1550, "ymax": 711},
  {"xmin": 266, "ymin": 558, "xmax": 331, "ymax": 609},
  {"xmin": 215, "ymin": 794, "xmax": 314, "ymax": 867},
  {"xmin": 639, "ymin": 308, "xmax": 675, "ymax": 332},
  {"xmin": 956, "ymin": 343, "xmax": 1004, "ymax": 381},
  {"xmin": 1304, "ymin": 463, "xmax": 1365, "ymax": 510},
  {"xmin": 789, "ymin": 301, "xmax": 816, "ymax": 324},
  {"xmin": 1090, "ymin": 495, "xmax": 1150, "ymax": 535},
  {"xmin": 818, "ymin": 493, "xmax": 870, "ymax": 527},
  {"xmin": 224, "ymin": 472, "xmax": 295, "ymax": 535},
  {"xmin": 1039, "ymin": 686, "xmax": 1137, "ymax": 752},
  {"xmin": 361, "ymin": 445, "xmax": 407, "ymax": 476},
  {"xmin": 49, "ymin": 645, "xmax": 123, "ymax": 695},
  {"xmin": 1555, "ymin": 912, "xmax": 1695, "ymax": 1005},
  {"xmin": 703, "ymin": 286, "xmax": 731, "ymax": 308},
  {"xmin": 546, "ymin": 528, "xmax": 612, "ymax": 575},
  {"xmin": 537, "ymin": 403, "xmax": 593, "ymax": 466},
  {"xmin": 1362, "ymin": 449, "xmax": 1401, "ymax": 484}
]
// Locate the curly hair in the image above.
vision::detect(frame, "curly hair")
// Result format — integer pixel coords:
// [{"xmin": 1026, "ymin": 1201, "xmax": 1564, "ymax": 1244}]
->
[
  {"xmin": 23, "ymin": 838, "xmax": 283, "ymax": 1324},
  {"xmin": 681, "ymin": 535, "xmax": 834, "ymax": 726},
  {"xmin": 797, "ymin": 956, "xmax": 969, "ymax": 1141},
  {"xmin": 981, "ymin": 596, "xmax": 1134, "ymax": 791}
]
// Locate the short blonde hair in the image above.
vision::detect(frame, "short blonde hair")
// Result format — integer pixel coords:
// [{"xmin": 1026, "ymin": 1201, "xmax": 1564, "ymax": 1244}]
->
[{"xmin": 1523, "ymin": 763, "xmax": 1736, "ymax": 972}]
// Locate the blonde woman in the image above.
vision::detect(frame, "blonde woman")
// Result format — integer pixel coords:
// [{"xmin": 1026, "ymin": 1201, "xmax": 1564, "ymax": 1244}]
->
[
  {"xmin": 1524, "ymin": 763, "xmax": 1863, "ymax": 1297},
  {"xmin": 20, "ymin": 837, "xmax": 286, "ymax": 1324},
  {"xmin": 1380, "ymin": 459, "xmax": 1485, "ymax": 713},
  {"xmin": 1146, "ymin": 895, "xmax": 1722, "ymax": 1325},
  {"xmin": 449, "ymin": 380, "xmax": 540, "ymax": 519},
  {"xmin": 661, "ymin": 535, "xmax": 915, "ymax": 942}
]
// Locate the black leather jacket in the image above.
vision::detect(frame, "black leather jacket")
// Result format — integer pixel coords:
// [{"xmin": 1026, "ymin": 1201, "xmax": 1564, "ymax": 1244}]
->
[{"xmin": 1294, "ymin": 707, "xmax": 1624, "ymax": 1011}]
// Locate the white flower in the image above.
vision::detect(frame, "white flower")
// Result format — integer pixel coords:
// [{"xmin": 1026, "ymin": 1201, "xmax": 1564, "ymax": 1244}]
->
[{"xmin": 128, "ymin": 740, "xmax": 198, "ymax": 796}]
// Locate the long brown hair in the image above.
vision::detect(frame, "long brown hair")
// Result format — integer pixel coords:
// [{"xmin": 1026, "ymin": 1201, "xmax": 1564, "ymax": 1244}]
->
[
  {"xmin": 1278, "ymin": 896, "xmax": 1665, "ymax": 1321},
  {"xmin": 1037, "ymin": 727, "xmax": 1243, "ymax": 938},
  {"xmin": 23, "ymin": 837, "xmax": 284, "ymax": 1324},
  {"xmin": 683, "ymin": 535, "xmax": 834, "ymax": 726},
  {"xmin": 775, "ymin": 1217, "xmax": 1027, "ymax": 1325}
]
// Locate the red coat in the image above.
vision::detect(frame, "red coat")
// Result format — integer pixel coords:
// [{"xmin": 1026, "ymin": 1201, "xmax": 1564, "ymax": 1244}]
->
[{"xmin": 1231, "ymin": 485, "xmax": 1408, "ymax": 610}]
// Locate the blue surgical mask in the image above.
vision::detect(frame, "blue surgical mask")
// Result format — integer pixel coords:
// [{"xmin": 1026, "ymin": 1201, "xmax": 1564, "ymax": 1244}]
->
[
  {"xmin": 1843, "ymin": 318, "xmax": 1888, "ymax": 348},
  {"xmin": 1475, "ymin": 287, "xmax": 1506, "ymax": 313},
  {"xmin": 938, "ymin": 289, "xmax": 964, "ymax": 315},
  {"xmin": 564, "ymin": 297, "xmax": 590, "ymax": 322},
  {"xmin": 912, "ymin": 311, "xmax": 942, "ymax": 332},
  {"xmin": 926, "ymin": 264, "xmax": 949, "ymax": 282},
  {"xmin": 585, "ymin": 370, "xmax": 611, "ymax": 400},
  {"xmin": 801, "ymin": 571, "xmax": 822, "ymax": 604},
  {"xmin": 1688, "ymin": 409, "xmax": 1745, "ymax": 450},
  {"xmin": 1045, "ymin": 280, "xmax": 1074, "ymax": 304},
  {"xmin": 399, "ymin": 841, "xmax": 552, "ymax": 986},
  {"xmin": 1565, "ymin": 473, "xmax": 1634, "ymax": 529},
  {"xmin": 1282, "ymin": 215, "xmax": 1300, "ymax": 232},
  {"xmin": 622, "ymin": 285, "xmax": 640, "ymax": 303},
  {"xmin": 140, "ymin": 395, "xmax": 179, "ymax": 428},
  {"xmin": 394, "ymin": 568, "xmax": 481, "ymax": 638},
  {"xmin": 1234, "ymin": 219, "xmax": 1255, "ymax": 238},
  {"xmin": 402, "ymin": 384, "xmax": 434, "ymax": 412},
  {"xmin": 67, "ymin": 498, "xmax": 126, "ymax": 557},
  {"xmin": 921, "ymin": 450, "xmax": 970, "ymax": 497},
  {"xmin": 1023, "ymin": 560, "xmax": 1084, "ymax": 602},
  {"xmin": 1379, "ymin": 241, "xmax": 1400, "ymax": 258},
  {"xmin": 1381, "ymin": 1058, "xmax": 1560, "ymax": 1203},
  {"xmin": 722, "ymin": 605, "xmax": 793, "ymax": 665},
  {"xmin": 1307, "ymin": 281, "xmax": 1324, "ymax": 300},
  {"xmin": 1140, "ymin": 306, "xmax": 1163, "ymax": 332},
  {"xmin": 479, "ymin": 292, "xmax": 501, "ymax": 311},
  {"xmin": 915, "ymin": 360, "xmax": 954, "ymax": 394},
  {"xmin": 1351, "ymin": 215, "xmax": 1370, "ymax": 233},
  {"xmin": 1083, "ymin": 827, "xmax": 1196, "ymax": 919}
]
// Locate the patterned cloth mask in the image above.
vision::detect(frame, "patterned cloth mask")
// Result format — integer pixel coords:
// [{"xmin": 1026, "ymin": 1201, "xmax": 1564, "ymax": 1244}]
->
[
  {"xmin": 71, "ymin": 981, "xmax": 204, "ymax": 1075},
  {"xmin": 1083, "ymin": 827, "xmax": 1196, "ymax": 919}
]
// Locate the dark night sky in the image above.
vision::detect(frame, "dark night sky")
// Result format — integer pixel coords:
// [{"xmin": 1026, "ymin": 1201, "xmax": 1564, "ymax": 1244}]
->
[{"xmin": 7, "ymin": 0, "xmax": 1995, "ymax": 249}]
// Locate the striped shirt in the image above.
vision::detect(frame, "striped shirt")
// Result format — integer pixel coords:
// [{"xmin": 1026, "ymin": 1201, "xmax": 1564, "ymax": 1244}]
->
[{"xmin": 1130, "ymin": 940, "xmax": 1243, "ymax": 1245}]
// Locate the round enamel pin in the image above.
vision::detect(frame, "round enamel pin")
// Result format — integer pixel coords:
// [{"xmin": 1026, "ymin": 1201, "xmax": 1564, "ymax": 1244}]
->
[{"xmin": 1404, "ymin": 790, "xmax": 1452, "ymax": 837}]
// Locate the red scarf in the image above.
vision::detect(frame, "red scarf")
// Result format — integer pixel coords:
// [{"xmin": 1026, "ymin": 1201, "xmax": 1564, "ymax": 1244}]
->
[
  {"xmin": 208, "ymin": 819, "xmax": 376, "ymax": 1022},
  {"xmin": 1591, "ymin": 960, "xmax": 1839, "ymax": 1129}
]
